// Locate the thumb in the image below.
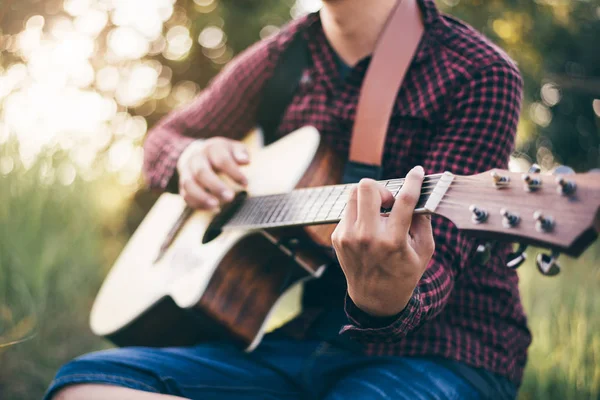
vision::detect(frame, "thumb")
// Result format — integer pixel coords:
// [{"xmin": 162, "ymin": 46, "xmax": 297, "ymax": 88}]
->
[{"xmin": 230, "ymin": 142, "xmax": 249, "ymax": 164}]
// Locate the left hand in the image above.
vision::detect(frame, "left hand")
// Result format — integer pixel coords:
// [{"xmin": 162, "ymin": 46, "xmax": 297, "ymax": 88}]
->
[{"xmin": 331, "ymin": 166, "xmax": 435, "ymax": 317}]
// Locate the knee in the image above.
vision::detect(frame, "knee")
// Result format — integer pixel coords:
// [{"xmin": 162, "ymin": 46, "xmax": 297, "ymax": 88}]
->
[
  {"xmin": 52, "ymin": 383, "xmax": 151, "ymax": 400},
  {"xmin": 52, "ymin": 384, "xmax": 99, "ymax": 400},
  {"xmin": 45, "ymin": 348, "xmax": 162, "ymax": 400}
]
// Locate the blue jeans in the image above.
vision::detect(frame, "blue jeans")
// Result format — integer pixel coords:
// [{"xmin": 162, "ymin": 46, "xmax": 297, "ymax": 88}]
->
[{"xmin": 45, "ymin": 335, "xmax": 516, "ymax": 399}]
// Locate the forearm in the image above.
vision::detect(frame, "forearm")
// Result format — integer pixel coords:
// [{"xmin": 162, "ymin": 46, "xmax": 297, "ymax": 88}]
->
[{"xmin": 142, "ymin": 35, "xmax": 278, "ymax": 192}]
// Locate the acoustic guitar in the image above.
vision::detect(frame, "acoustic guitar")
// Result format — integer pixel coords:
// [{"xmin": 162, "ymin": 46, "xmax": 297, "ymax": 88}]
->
[{"xmin": 90, "ymin": 126, "xmax": 600, "ymax": 350}]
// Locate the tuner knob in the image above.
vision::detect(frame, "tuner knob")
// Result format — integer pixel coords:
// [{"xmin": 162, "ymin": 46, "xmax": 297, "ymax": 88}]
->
[
  {"xmin": 501, "ymin": 208, "xmax": 520, "ymax": 228},
  {"xmin": 522, "ymin": 174, "xmax": 542, "ymax": 191},
  {"xmin": 536, "ymin": 250, "xmax": 561, "ymax": 276},
  {"xmin": 474, "ymin": 242, "xmax": 493, "ymax": 265},
  {"xmin": 552, "ymin": 165, "xmax": 575, "ymax": 175},
  {"xmin": 469, "ymin": 205, "xmax": 488, "ymax": 224},
  {"xmin": 528, "ymin": 164, "xmax": 542, "ymax": 174},
  {"xmin": 555, "ymin": 176, "xmax": 577, "ymax": 196},
  {"xmin": 491, "ymin": 171, "xmax": 510, "ymax": 188},
  {"xmin": 506, "ymin": 243, "xmax": 528, "ymax": 269},
  {"xmin": 533, "ymin": 211, "xmax": 554, "ymax": 233}
]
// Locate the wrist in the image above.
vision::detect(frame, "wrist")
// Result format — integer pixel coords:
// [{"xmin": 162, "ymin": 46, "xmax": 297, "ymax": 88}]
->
[
  {"xmin": 348, "ymin": 285, "xmax": 414, "ymax": 318},
  {"xmin": 176, "ymin": 139, "xmax": 205, "ymax": 174}
]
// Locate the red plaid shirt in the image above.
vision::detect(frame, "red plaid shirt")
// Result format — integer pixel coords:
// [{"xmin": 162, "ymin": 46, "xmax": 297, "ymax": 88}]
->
[{"xmin": 143, "ymin": 0, "xmax": 531, "ymax": 385}]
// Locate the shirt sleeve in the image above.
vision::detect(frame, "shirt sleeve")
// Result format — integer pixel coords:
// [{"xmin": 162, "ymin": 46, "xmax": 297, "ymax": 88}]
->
[
  {"xmin": 142, "ymin": 36, "xmax": 279, "ymax": 192},
  {"xmin": 341, "ymin": 61, "xmax": 523, "ymax": 341}
]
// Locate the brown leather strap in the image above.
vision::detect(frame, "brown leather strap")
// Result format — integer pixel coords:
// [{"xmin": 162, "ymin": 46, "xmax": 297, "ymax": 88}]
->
[{"xmin": 349, "ymin": 0, "xmax": 424, "ymax": 166}]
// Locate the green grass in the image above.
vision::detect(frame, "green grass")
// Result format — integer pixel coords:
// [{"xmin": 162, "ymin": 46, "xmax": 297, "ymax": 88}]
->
[
  {"xmin": 0, "ymin": 147, "xmax": 599, "ymax": 399},
  {"xmin": 0, "ymin": 146, "xmax": 110, "ymax": 398},
  {"xmin": 518, "ymin": 244, "xmax": 600, "ymax": 399}
]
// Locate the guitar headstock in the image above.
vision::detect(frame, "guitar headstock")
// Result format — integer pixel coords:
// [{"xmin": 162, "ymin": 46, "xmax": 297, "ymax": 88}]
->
[{"xmin": 434, "ymin": 167, "xmax": 600, "ymax": 257}]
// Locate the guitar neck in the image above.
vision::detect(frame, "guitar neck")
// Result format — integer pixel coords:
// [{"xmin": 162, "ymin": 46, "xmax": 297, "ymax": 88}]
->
[{"xmin": 222, "ymin": 173, "xmax": 450, "ymax": 231}]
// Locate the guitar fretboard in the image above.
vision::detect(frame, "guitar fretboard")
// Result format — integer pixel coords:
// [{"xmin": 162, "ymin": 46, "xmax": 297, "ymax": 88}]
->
[{"xmin": 222, "ymin": 174, "xmax": 444, "ymax": 231}]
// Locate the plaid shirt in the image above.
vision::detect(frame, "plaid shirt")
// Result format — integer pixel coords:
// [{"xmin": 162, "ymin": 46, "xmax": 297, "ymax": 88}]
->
[{"xmin": 143, "ymin": 0, "xmax": 531, "ymax": 386}]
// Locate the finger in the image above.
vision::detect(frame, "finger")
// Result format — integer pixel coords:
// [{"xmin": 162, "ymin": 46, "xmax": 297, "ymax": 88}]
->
[
  {"xmin": 190, "ymin": 157, "xmax": 234, "ymax": 202},
  {"xmin": 180, "ymin": 177, "xmax": 219, "ymax": 209},
  {"xmin": 377, "ymin": 182, "xmax": 395, "ymax": 211},
  {"xmin": 208, "ymin": 145, "xmax": 248, "ymax": 187},
  {"xmin": 341, "ymin": 186, "xmax": 358, "ymax": 225},
  {"xmin": 389, "ymin": 166, "xmax": 425, "ymax": 239},
  {"xmin": 356, "ymin": 179, "xmax": 383, "ymax": 233},
  {"xmin": 409, "ymin": 214, "xmax": 435, "ymax": 258},
  {"xmin": 231, "ymin": 142, "xmax": 250, "ymax": 165}
]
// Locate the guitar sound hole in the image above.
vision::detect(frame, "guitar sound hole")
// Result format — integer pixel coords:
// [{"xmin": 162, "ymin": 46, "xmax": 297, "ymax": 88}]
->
[{"xmin": 203, "ymin": 191, "xmax": 247, "ymax": 243}]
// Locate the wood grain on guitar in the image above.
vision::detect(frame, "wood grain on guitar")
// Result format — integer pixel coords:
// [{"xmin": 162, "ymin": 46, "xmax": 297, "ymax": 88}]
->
[{"xmin": 90, "ymin": 127, "xmax": 600, "ymax": 350}]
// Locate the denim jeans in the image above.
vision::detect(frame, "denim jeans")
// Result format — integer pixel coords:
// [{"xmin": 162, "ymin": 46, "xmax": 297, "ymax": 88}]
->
[{"xmin": 45, "ymin": 334, "xmax": 516, "ymax": 399}]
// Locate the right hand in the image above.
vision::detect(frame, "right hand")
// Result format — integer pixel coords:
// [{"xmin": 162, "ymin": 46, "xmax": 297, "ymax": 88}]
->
[{"xmin": 177, "ymin": 137, "xmax": 249, "ymax": 209}]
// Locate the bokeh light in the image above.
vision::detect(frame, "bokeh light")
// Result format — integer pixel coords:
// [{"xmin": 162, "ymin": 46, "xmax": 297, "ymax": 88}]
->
[
  {"xmin": 0, "ymin": 0, "xmax": 183, "ymax": 190},
  {"xmin": 0, "ymin": 0, "xmax": 331, "ymax": 194}
]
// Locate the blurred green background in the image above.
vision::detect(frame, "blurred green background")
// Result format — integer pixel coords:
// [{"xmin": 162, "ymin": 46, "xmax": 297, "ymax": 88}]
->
[{"xmin": 0, "ymin": 0, "xmax": 599, "ymax": 398}]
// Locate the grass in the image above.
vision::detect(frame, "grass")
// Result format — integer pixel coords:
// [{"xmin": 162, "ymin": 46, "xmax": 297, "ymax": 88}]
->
[
  {"xmin": 0, "ymin": 146, "xmax": 114, "ymax": 398},
  {"xmin": 518, "ymin": 244, "xmax": 600, "ymax": 399},
  {"xmin": 0, "ymin": 147, "xmax": 599, "ymax": 399}
]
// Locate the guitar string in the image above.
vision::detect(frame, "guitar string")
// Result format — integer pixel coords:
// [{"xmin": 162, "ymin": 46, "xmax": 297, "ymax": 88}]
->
[
  {"xmin": 225, "ymin": 188, "xmax": 579, "ymax": 229},
  {"xmin": 223, "ymin": 198, "xmax": 540, "ymax": 230},
  {"xmin": 225, "ymin": 174, "xmax": 570, "ymax": 227},
  {"xmin": 237, "ymin": 172, "xmax": 554, "ymax": 204},
  {"xmin": 232, "ymin": 180, "xmax": 534, "ymax": 222},
  {"xmin": 233, "ymin": 182, "xmax": 562, "ymax": 215},
  {"xmin": 245, "ymin": 175, "xmax": 551, "ymax": 204},
  {"xmin": 228, "ymin": 191, "xmax": 515, "ymax": 225}
]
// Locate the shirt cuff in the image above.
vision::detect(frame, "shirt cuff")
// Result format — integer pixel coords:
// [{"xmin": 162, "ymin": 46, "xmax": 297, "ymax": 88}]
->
[
  {"xmin": 340, "ymin": 286, "xmax": 423, "ymax": 343},
  {"xmin": 159, "ymin": 136, "xmax": 198, "ymax": 193}
]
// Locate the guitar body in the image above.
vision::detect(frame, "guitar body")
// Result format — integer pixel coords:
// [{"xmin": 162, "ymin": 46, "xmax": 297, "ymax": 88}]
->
[{"xmin": 90, "ymin": 127, "xmax": 345, "ymax": 350}]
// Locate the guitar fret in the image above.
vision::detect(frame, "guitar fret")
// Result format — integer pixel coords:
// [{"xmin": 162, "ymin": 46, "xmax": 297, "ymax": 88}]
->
[
  {"xmin": 266, "ymin": 196, "xmax": 283, "ymax": 224},
  {"xmin": 247, "ymin": 198, "xmax": 263, "ymax": 224}
]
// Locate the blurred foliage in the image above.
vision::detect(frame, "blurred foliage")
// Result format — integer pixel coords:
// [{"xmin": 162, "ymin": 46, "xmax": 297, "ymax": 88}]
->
[
  {"xmin": 0, "ymin": 0, "xmax": 599, "ymax": 399},
  {"xmin": 0, "ymin": 140, "xmax": 109, "ymax": 398},
  {"xmin": 438, "ymin": 0, "xmax": 600, "ymax": 172},
  {"xmin": 518, "ymin": 244, "xmax": 600, "ymax": 400}
]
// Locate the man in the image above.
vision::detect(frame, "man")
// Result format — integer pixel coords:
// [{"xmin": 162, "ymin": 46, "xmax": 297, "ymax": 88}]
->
[{"xmin": 45, "ymin": 0, "xmax": 530, "ymax": 398}]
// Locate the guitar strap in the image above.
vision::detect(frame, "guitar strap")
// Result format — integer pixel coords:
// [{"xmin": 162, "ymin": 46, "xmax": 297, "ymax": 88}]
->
[
  {"xmin": 257, "ymin": 33, "xmax": 311, "ymax": 146},
  {"xmin": 258, "ymin": 0, "xmax": 424, "ymax": 180},
  {"xmin": 343, "ymin": 0, "xmax": 425, "ymax": 182}
]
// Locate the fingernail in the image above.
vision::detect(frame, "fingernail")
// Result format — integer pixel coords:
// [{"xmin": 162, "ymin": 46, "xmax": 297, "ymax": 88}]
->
[
  {"xmin": 413, "ymin": 165, "xmax": 425, "ymax": 175},
  {"xmin": 222, "ymin": 190, "xmax": 234, "ymax": 201},
  {"xmin": 235, "ymin": 149, "xmax": 248, "ymax": 162},
  {"xmin": 207, "ymin": 198, "xmax": 219, "ymax": 207}
]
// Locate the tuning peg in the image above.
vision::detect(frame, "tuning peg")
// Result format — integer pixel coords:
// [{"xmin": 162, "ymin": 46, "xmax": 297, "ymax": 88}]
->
[
  {"xmin": 506, "ymin": 243, "xmax": 528, "ymax": 269},
  {"xmin": 500, "ymin": 208, "xmax": 520, "ymax": 228},
  {"xmin": 490, "ymin": 171, "xmax": 510, "ymax": 188},
  {"xmin": 536, "ymin": 250, "xmax": 561, "ymax": 276},
  {"xmin": 469, "ymin": 205, "xmax": 488, "ymax": 223},
  {"xmin": 528, "ymin": 164, "xmax": 541, "ymax": 174},
  {"xmin": 552, "ymin": 165, "xmax": 575, "ymax": 175},
  {"xmin": 551, "ymin": 165, "xmax": 577, "ymax": 195},
  {"xmin": 555, "ymin": 176, "xmax": 577, "ymax": 195},
  {"xmin": 474, "ymin": 242, "xmax": 493, "ymax": 265},
  {"xmin": 522, "ymin": 174, "xmax": 542, "ymax": 191},
  {"xmin": 533, "ymin": 210, "xmax": 555, "ymax": 233}
]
